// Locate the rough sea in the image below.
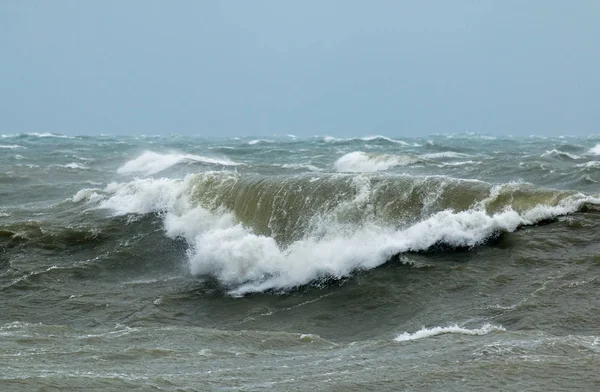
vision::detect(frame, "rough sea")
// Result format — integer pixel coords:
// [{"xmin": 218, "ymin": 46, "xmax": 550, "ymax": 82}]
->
[{"xmin": 2, "ymin": 132, "xmax": 600, "ymax": 391}]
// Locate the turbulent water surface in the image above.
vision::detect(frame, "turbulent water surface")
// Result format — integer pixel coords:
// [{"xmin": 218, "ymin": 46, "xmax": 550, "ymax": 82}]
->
[{"xmin": 2, "ymin": 133, "xmax": 600, "ymax": 391}]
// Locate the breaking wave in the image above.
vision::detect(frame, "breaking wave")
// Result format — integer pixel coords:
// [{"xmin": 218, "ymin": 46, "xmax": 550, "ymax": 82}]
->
[{"xmin": 73, "ymin": 170, "xmax": 600, "ymax": 295}]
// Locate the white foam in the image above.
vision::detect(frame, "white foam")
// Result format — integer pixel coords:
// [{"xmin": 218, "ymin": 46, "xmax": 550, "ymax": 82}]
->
[
  {"xmin": 588, "ymin": 144, "xmax": 600, "ymax": 156},
  {"xmin": 334, "ymin": 151, "xmax": 418, "ymax": 172},
  {"xmin": 0, "ymin": 144, "xmax": 24, "ymax": 149},
  {"xmin": 80, "ymin": 174, "xmax": 600, "ymax": 295},
  {"xmin": 117, "ymin": 151, "xmax": 239, "ymax": 176},
  {"xmin": 394, "ymin": 323, "xmax": 505, "ymax": 342}
]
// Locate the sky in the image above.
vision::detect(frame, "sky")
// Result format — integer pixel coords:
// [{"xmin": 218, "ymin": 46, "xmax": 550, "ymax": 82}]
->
[{"xmin": 1, "ymin": 1, "xmax": 599, "ymax": 137}]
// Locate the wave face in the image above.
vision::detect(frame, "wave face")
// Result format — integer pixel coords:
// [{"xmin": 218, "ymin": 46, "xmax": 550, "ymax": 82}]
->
[{"xmin": 79, "ymin": 168, "xmax": 599, "ymax": 294}]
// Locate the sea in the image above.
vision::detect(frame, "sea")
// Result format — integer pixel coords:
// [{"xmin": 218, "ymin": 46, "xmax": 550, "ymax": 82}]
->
[{"xmin": 1, "ymin": 132, "xmax": 600, "ymax": 391}]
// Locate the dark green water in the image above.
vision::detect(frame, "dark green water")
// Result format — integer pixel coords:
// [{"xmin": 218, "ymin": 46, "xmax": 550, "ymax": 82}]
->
[{"xmin": 1, "ymin": 133, "xmax": 600, "ymax": 391}]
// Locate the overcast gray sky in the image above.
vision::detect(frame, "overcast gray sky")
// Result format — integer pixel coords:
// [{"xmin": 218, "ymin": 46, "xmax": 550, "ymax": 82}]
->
[{"xmin": 1, "ymin": 1, "xmax": 599, "ymax": 136}]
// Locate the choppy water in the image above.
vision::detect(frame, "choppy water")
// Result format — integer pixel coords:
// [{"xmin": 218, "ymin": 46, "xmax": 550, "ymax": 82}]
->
[{"xmin": 2, "ymin": 132, "xmax": 600, "ymax": 391}]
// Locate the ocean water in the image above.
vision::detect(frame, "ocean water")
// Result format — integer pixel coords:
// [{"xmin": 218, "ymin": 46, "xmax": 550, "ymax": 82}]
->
[{"xmin": 1, "ymin": 132, "xmax": 600, "ymax": 391}]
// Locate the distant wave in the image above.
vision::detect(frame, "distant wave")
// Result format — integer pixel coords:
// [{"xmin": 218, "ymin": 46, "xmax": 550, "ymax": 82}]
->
[
  {"xmin": 323, "ymin": 135, "xmax": 410, "ymax": 146},
  {"xmin": 334, "ymin": 151, "xmax": 419, "ymax": 172},
  {"xmin": 28, "ymin": 132, "xmax": 75, "ymax": 139},
  {"xmin": 421, "ymin": 152, "xmax": 473, "ymax": 159},
  {"xmin": 57, "ymin": 163, "xmax": 89, "ymax": 170},
  {"xmin": 0, "ymin": 144, "xmax": 25, "ymax": 149},
  {"xmin": 1, "ymin": 132, "xmax": 74, "ymax": 139},
  {"xmin": 541, "ymin": 149, "xmax": 581, "ymax": 160},
  {"xmin": 437, "ymin": 160, "xmax": 482, "ymax": 167},
  {"xmin": 279, "ymin": 163, "xmax": 323, "ymax": 172},
  {"xmin": 359, "ymin": 135, "xmax": 410, "ymax": 145},
  {"xmin": 248, "ymin": 139, "xmax": 275, "ymax": 145},
  {"xmin": 117, "ymin": 151, "xmax": 240, "ymax": 176}
]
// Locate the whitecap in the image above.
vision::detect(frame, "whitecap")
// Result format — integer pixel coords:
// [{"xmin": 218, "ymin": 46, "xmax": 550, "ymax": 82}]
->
[
  {"xmin": 588, "ymin": 144, "xmax": 600, "ymax": 156},
  {"xmin": 117, "ymin": 151, "xmax": 240, "ymax": 176},
  {"xmin": 359, "ymin": 135, "xmax": 409, "ymax": 145},
  {"xmin": 27, "ymin": 132, "xmax": 74, "ymax": 139},
  {"xmin": 541, "ymin": 149, "xmax": 581, "ymax": 160},
  {"xmin": 280, "ymin": 163, "xmax": 323, "ymax": 172},
  {"xmin": 394, "ymin": 324, "xmax": 505, "ymax": 342},
  {"xmin": 575, "ymin": 161, "xmax": 600, "ymax": 169},
  {"xmin": 334, "ymin": 151, "xmax": 418, "ymax": 172},
  {"xmin": 248, "ymin": 139, "xmax": 274, "ymax": 145},
  {"xmin": 437, "ymin": 161, "xmax": 482, "ymax": 167},
  {"xmin": 421, "ymin": 151, "xmax": 473, "ymax": 159},
  {"xmin": 59, "ymin": 163, "xmax": 89, "ymax": 170}
]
